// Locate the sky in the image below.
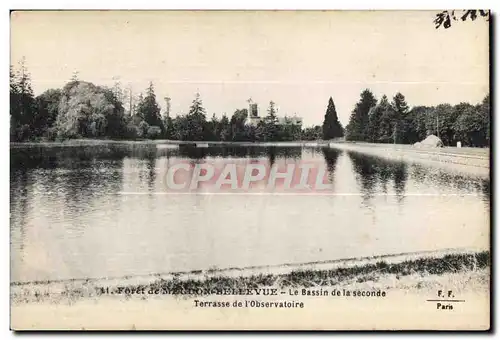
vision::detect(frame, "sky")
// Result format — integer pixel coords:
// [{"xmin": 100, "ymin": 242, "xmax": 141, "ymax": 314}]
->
[{"xmin": 10, "ymin": 10, "xmax": 489, "ymax": 126}]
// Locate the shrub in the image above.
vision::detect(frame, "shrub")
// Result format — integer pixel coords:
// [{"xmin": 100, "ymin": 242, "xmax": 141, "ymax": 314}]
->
[
  {"xmin": 44, "ymin": 127, "xmax": 58, "ymax": 141},
  {"xmin": 16, "ymin": 124, "xmax": 31, "ymax": 141},
  {"xmin": 147, "ymin": 126, "xmax": 162, "ymax": 139},
  {"xmin": 137, "ymin": 121, "xmax": 150, "ymax": 138}
]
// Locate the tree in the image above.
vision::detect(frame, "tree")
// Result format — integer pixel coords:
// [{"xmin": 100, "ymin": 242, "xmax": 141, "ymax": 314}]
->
[
  {"xmin": 56, "ymin": 81, "xmax": 127, "ymax": 139},
  {"xmin": 378, "ymin": 105, "xmax": 396, "ymax": 144},
  {"xmin": 136, "ymin": 82, "xmax": 164, "ymax": 134},
  {"xmin": 345, "ymin": 89, "xmax": 377, "ymax": 141},
  {"xmin": 163, "ymin": 115, "xmax": 174, "ymax": 139},
  {"xmin": 366, "ymin": 95, "xmax": 390, "ymax": 143},
  {"xmin": 10, "ymin": 65, "xmax": 20, "ymax": 139},
  {"xmin": 479, "ymin": 94, "xmax": 490, "ymax": 145},
  {"xmin": 185, "ymin": 92, "xmax": 207, "ymax": 141},
  {"xmin": 138, "ymin": 120, "xmax": 150, "ymax": 138},
  {"xmin": 204, "ymin": 113, "xmax": 219, "ymax": 141},
  {"xmin": 10, "ymin": 58, "xmax": 37, "ymax": 141},
  {"xmin": 433, "ymin": 103, "xmax": 461, "ymax": 145},
  {"xmin": 302, "ymin": 125, "xmax": 322, "ymax": 140},
  {"xmin": 257, "ymin": 101, "xmax": 279, "ymax": 142},
  {"xmin": 33, "ymin": 89, "xmax": 62, "ymax": 137},
  {"xmin": 402, "ymin": 105, "xmax": 429, "ymax": 144},
  {"xmin": 267, "ymin": 101, "xmax": 277, "ymax": 118},
  {"xmin": 278, "ymin": 117, "xmax": 302, "ymax": 141},
  {"xmin": 391, "ymin": 92, "xmax": 409, "ymax": 144},
  {"xmin": 15, "ymin": 59, "xmax": 36, "ymax": 123},
  {"xmin": 102, "ymin": 86, "xmax": 127, "ymax": 138},
  {"xmin": 322, "ymin": 97, "xmax": 344, "ymax": 140},
  {"xmin": 453, "ymin": 105, "xmax": 488, "ymax": 147},
  {"xmin": 10, "ymin": 65, "xmax": 18, "ymax": 117},
  {"xmin": 112, "ymin": 77, "xmax": 124, "ymax": 104},
  {"xmin": 172, "ymin": 115, "xmax": 189, "ymax": 140},
  {"xmin": 219, "ymin": 114, "xmax": 231, "ymax": 141},
  {"xmin": 230, "ymin": 108, "xmax": 248, "ymax": 141}
]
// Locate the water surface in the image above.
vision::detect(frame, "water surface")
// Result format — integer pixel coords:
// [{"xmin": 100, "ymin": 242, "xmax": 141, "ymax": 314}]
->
[{"xmin": 10, "ymin": 144, "xmax": 490, "ymax": 282}]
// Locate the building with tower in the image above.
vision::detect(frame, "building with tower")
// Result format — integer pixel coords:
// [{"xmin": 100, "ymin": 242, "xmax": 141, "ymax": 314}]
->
[
  {"xmin": 245, "ymin": 98, "xmax": 302, "ymax": 127},
  {"xmin": 164, "ymin": 96, "xmax": 171, "ymax": 119},
  {"xmin": 246, "ymin": 98, "xmax": 262, "ymax": 126}
]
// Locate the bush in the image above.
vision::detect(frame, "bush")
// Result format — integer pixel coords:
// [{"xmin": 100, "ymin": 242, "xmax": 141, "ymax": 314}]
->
[
  {"xmin": 16, "ymin": 124, "xmax": 32, "ymax": 141},
  {"xmin": 147, "ymin": 126, "xmax": 162, "ymax": 139},
  {"xmin": 137, "ymin": 121, "xmax": 150, "ymax": 138},
  {"xmin": 123, "ymin": 123, "xmax": 138, "ymax": 140},
  {"xmin": 44, "ymin": 127, "xmax": 58, "ymax": 141}
]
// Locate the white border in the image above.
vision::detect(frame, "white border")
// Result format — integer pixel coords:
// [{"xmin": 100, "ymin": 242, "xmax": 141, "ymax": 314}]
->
[
  {"xmin": 2, "ymin": 1, "xmax": 497, "ymax": 338},
  {"xmin": 2, "ymin": 1, "xmax": 500, "ymax": 10}
]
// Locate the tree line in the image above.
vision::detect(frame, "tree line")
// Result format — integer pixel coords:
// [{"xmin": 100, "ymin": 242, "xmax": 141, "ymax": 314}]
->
[
  {"xmin": 10, "ymin": 60, "xmax": 333, "ymax": 143},
  {"xmin": 344, "ymin": 89, "xmax": 490, "ymax": 147},
  {"xmin": 10, "ymin": 59, "xmax": 489, "ymax": 147}
]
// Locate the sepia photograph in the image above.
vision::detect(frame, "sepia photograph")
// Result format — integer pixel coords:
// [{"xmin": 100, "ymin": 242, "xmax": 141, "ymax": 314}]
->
[{"xmin": 9, "ymin": 10, "xmax": 490, "ymax": 330}]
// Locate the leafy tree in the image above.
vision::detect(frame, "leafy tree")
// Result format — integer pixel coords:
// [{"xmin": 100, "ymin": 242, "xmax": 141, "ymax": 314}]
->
[
  {"xmin": 479, "ymin": 94, "xmax": 490, "ymax": 145},
  {"xmin": 401, "ymin": 105, "xmax": 428, "ymax": 144},
  {"xmin": 302, "ymin": 125, "xmax": 323, "ymax": 140},
  {"xmin": 345, "ymin": 89, "xmax": 377, "ymax": 141},
  {"xmin": 204, "ymin": 113, "xmax": 219, "ymax": 141},
  {"xmin": 56, "ymin": 81, "xmax": 126, "ymax": 139},
  {"xmin": 102, "ymin": 86, "xmax": 127, "ymax": 138},
  {"xmin": 254, "ymin": 120, "xmax": 266, "ymax": 142},
  {"xmin": 230, "ymin": 108, "xmax": 248, "ymax": 141},
  {"xmin": 244, "ymin": 124, "xmax": 258, "ymax": 142},
  {"xmin": 33, "ymin": 89, "xmax": 62, "ymax": 137},
  {"xmin": 172, "ymin": 115, "xmax": 189, "ymax": 140},
  {"xmin": 322, "ymin": 97, "xmax": 344, "ymax": 140},
  {"xmin": 219, "ymin": 114, "xmax": 231, "ymax": 141},
  {"xmin": 147, "ymin": 125, "xmax": 162, "ymax": 139},
  {"xmin": 138, "ymin": 120, "xmax": 150, "ymax": 138},
  {"xmin": 453, "ymin": 105, "xmax": 488, "ymax": 147},
  {"xmin": 279, "ymin": 117, "xmax": 302, "ymax": 141},
  {"xmin": 434, "ymin": 103, "xmax": 462, "ymax": 145}
]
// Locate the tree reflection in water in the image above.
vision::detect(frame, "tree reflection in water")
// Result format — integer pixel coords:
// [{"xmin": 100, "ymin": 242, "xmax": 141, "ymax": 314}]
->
[
  {"xmin": 347, "ymin": 151, "xmax": 408, "ymax": 205},
  {"xmin": 321, "ymin": 147, "xmax": 343, "ymax": 186}
]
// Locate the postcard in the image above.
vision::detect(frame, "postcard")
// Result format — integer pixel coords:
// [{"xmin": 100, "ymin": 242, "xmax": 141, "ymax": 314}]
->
[{"xmin": 10, "ymin": 10, "xmax": 490, "ymax": 330}]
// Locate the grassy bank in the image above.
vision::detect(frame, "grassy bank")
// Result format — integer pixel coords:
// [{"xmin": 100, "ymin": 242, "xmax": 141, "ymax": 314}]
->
[
  {"xmin": 11, "ymin": 250, "xmax": 489, "ymax": 304},
  {"xmin": 330, "ymin": 142, "xmax": 489, "ymax": 176}
]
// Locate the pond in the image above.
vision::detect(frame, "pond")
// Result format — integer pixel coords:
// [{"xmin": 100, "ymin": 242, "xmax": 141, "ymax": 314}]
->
[{"xmin": 10, "ymin": 143, "xmax": 490, "ymax": 282}]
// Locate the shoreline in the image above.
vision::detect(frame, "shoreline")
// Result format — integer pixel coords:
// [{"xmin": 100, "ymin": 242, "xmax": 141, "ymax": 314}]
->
[
  {"xmin": 329, "ymin": 142, "xmax": 489, "ymax": 177},
  {"xmin": 9, "ymin": 138, "xmax": 491, "ymax": 153},
  {"xmin": 11, "ymin": 139, "xmax": 490, "ymax": 176},
  {"xmin": 9, "ymin": 139, "xmax": 333, "ymax": 148},
  {"xmin": 10, "ymin": 138, "xmax": 490, "ymax": 155},
  {"xmin": 11, "ymin": 249, "xmax": 489, "ymax": 305}
]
